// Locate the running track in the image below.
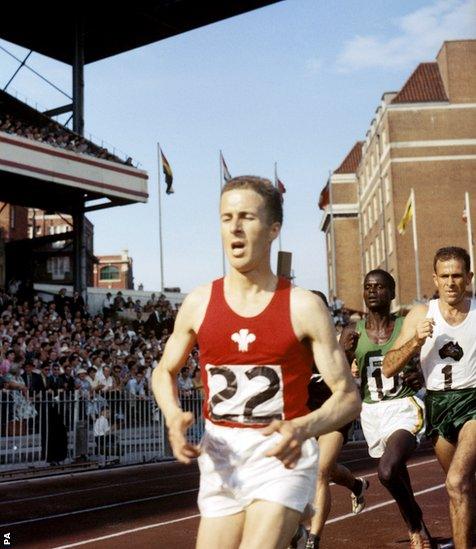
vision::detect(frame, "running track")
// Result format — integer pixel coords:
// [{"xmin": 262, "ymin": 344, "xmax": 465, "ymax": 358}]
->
[{"xmin": 0, "ymin": 442, "xmax": 457, "ymax": 548}]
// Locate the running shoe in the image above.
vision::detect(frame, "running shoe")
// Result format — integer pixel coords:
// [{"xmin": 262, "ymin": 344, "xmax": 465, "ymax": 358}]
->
[
  {"xmin": 409, "ymin": 523, "xmax": 432, "ymax": 549},
  {"xmin": 351, "ymin": 477, "xmax": 369, "ymax": 514},
  {"xmin": 305, "ymin": 533, "xmax": 320, "ymax": 549}
]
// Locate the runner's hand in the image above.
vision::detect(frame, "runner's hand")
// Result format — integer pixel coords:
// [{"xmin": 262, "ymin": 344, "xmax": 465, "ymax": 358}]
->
[
  {"xmin": 402, "ymin": 368, "xmax": 424, "ymax": 391},
  {"xmin": 262, "ymin": 419, "xmax": 307, "ymax": 469},
  {"xmin": 340, "ymin": 330, "xmax": 360, "ymax": 353},
  {"xmin": 167, "ymin": 411, "xmax": 200, "ymax": 464},
  {"xmin": 415, "ymin": 318, "xmax": 434, "ymax": 347}
]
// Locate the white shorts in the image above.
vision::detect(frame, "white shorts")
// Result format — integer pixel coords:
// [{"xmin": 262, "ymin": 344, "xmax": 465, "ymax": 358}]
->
[
  {"xmin": 197, "ymin": 420, "xmax": 319, "ymax": 517},
  {"xmin": 361, "ymin": 396, "xmax": 425, "ymax": 458}
]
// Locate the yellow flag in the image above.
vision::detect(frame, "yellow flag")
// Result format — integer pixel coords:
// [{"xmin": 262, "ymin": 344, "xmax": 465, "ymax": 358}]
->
[{"xmin": 397, "ymin": 194, "xmax": 413, "ymax": 235}]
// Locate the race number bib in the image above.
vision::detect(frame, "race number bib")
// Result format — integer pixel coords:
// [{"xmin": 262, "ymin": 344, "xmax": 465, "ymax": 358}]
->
[
  {"xmin": 205, "ymin": 363, "xmax": 284, "ymax": 424},
  {"xmin": 367, "ymin": 355, "xmax": 400, "ymax": 401}
]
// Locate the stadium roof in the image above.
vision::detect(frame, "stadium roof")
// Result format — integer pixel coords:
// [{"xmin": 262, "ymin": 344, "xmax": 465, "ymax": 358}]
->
[{"xmin": 0, "ymin": 1, "xmax": 281, "ymax": 65}]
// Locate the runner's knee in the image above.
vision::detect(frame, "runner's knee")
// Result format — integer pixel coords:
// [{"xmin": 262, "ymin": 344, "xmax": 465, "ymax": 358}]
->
[
  {"xmin": 377, "ymin": 460, "xmax": 399, "ymax": 486},
  {"xmin": 446, "ymin": 469, "xmax": 472, "ymax": 500}
]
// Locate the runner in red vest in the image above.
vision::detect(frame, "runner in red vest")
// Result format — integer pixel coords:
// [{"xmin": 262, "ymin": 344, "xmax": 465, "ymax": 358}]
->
[{"xmin": 152, "ymin": 176, "xmax": 360, "ymax": 549}]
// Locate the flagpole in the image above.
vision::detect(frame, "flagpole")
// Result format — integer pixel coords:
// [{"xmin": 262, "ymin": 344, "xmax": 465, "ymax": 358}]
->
[
  {"xmin": 157, "ymin": 143, "xmax": 165, "ymax": 292},
  {"xmin": 329, "ymin": 171, "xmax": 337, "ymax": 301},
  {"xmin": 275, "ymin": 162, "xmax": 283, "ymax": 251},
  {"xmin": 411, "ymin": 188, "xmax": 421, "ymax": 301},
  {"xmin": 219, "ymin": 150, "xmax": 226, "ymax": 278},
  {"xmin": 465, "ymin": 192, "xmax": 475, "ymax": 297}
]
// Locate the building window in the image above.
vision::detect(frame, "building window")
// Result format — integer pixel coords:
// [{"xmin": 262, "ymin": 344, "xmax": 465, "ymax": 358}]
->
[
  {"xmin": 376, "ymin": 237, "xmax": 381, "ymax": 266},
  {"xmin": 47, "ymin": 256, "xmax": 70, "ymax": 281},
  {"xmin": 368, "ymin": 204, "xmax": 373, "ymax": 228},
  {"xmin": 370, "ymin": 242, "xmax": 375, "ymax": 269},
  {"xmin": 365, "ymin": 250, "xmax": 370, "ymax": 272},
  {"xmin": 100, "ymin": 265, "xmax": 120, "ymax": 281},
  {"xmin": 373, "ymin": 196, "xmax": 378, "ymax": 221},
  {"xmin": 362, "ymin": 210, "xmax": 368, "ymax": 234}
]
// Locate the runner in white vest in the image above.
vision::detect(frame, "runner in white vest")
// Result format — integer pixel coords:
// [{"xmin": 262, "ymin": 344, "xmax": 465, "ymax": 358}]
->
[{"xmin": 383, "ymin": 247, "xmax": 476, "ymax": 549}]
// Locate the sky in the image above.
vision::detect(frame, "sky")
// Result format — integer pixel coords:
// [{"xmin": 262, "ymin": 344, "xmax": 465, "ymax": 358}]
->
[{"xmin": 1, "ymin": 0, "xmax": 475, "ymax": 293}]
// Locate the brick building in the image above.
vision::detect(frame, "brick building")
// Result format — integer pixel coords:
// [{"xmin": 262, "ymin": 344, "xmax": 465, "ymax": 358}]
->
[
  {"xmin": 93, "ymin": 250, "xmax": 134, "ymax": 290},
  {"xmin": 320, "ymin": 40, "xmax": 476, "ymax": 310},
  {"xmin": 27, "ymin": 210, "xmax": 95, "ymax": 285}
]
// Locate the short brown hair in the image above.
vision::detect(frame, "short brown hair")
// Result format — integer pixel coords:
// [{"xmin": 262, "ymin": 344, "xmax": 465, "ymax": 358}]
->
[
  {"xmin": 221, "ymin": 176, "xmax": 283, "ymax": 225},
  {"xmin": 433, "ymin": 246, "xmax": 471, "ymax": 273}
]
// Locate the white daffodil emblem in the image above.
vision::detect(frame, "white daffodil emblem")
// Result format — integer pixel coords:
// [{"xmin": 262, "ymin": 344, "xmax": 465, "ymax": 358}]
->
[{"xmin": 231, "ymin": 329, "xmax": 256, "ymax": 352}]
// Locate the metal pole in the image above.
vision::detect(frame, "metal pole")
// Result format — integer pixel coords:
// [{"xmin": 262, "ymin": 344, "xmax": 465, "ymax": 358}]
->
[
  {"xmin": 411, "ymin": 188, "xmax": 421, "ymax": 301},
  {"xmin": 465, "ymin": 192, "xmax": 475, "ymax": 297},
  {"xmin": 275, "ymin": 162, "xmax": 282, "ymax": 251},
  {"xmin": 73, "ymin": 18, "xmax": 84, "ymax": 135},
  {"xmin": 157, "ymin": 144, "xmax": 165, "ymax": 292},
  {"xmin": 356, "ymin": 167, "xmax": 366, "ymax": 310},
  {"xmin": 329, "ymin": 174, "xmax": 337, "ymax": 301},
  {"xmin": 376, "ymin": 133, "xmax": 388, "ymax": 270},
  {"xmin": 220, "ymin": 151, "xmax": 226, "ymax": 278},
  {"xmin": 73, "ymin": 199, "xmax": 86, "ymax": 299}
]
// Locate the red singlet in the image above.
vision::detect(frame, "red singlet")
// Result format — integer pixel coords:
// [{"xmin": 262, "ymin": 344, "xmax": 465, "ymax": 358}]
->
[{"xmin": 197, "ymin": 277, "xmax": 313, "ymax": 428}]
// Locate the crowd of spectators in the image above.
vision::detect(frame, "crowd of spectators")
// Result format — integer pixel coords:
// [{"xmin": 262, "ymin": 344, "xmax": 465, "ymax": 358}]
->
[
  {"xmin": 0, "ymin": 284, "xmax": 202, "ymax": 427},
  {"xmin": 0, "ymin": 113, "xmax": 134, "ymax": 166}
]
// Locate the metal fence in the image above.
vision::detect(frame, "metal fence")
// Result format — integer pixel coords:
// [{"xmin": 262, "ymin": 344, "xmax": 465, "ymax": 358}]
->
[
  {"xmin": 0, "ymin": 389, "xmax": 205, "ymax": 470},
  {"xmin": 0, "ymin": 389, "xmax": 363, "ymax": 472}
]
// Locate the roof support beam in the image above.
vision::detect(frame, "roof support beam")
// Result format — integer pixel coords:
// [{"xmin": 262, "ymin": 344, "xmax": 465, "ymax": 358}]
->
[
  {"xmin": 73, "ymin": 19, "xmax": 85, "ymax": 136},
  {"xmin": 43, "ymin": 104, "xmax": 73, "ymax": 117}
]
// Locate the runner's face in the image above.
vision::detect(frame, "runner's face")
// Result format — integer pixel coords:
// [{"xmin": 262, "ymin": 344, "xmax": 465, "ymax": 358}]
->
[
  {"xmin": 220, "ymin": 189, "xmax": 279, "ymax": 273},
  {"xmin": 433, "ymin": 258, "xmax": 472, "ymax": 305},
  {"xmin": 363, "ymin": 273, "xmax": 393, "ymax": 310}
]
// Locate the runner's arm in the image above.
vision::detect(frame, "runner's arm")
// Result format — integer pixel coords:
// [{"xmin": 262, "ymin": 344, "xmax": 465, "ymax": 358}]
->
[
  {"xmin": 294, "ymin": 291, "xmax": 361, "ymax": 438},
  {"xmin": 151, "ymin": 288, "xmax": 207, "ymax": 463},
  {"xmin": 264, "ymin": 290, "xmax": 360, "ymax": 468},
  {"xmin": 382, "ymin": 304, "xmax": 430, "ymax": 378}
]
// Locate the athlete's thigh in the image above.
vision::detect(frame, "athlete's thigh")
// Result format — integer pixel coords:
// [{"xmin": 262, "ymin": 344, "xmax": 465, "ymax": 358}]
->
[
  {"xmin": 383, "ymin": 429, "xmax": 417, "ymax": 460},
  {"xmin": 449, "ymin": 420, "xmax": 476, "ymax": 479},
  {"xmin": 433, "ymin": 434, "xmax": 456, "ymax": 474},
  {"xmin": 240, "ymin": 500, "xmax": 301, "ymax": 549},
  {"xmin": 317, "ymin": 431, "xmax": 344, "ymax": 474},
  {"xmin": 196, "ymin": 512, "xmax": 245, "ymax": 549}
]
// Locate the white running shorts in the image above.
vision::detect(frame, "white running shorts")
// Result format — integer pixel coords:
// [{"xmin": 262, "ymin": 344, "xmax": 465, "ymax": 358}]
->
[
  {"xmin": 197, "ymin": 420, "xmax": 319, "ymax": 517},
  {"xmin": 361, "ymin": 396, "xmax": 425, "ymax": 458}
]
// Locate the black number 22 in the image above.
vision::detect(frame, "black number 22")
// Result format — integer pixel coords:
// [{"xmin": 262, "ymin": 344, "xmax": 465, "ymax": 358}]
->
[{"xmin": 208, "ymin": 366, "xmax": 283, "ymax": 424}]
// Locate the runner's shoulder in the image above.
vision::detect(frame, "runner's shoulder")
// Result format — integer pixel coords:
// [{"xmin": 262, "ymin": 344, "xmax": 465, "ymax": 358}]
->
[
  {"xmin": 290, "ymin": 286, "xmax": 328, "ymax": 316},
  {"xmin": 177, "ymin": 283, "xmax": 212, "ymax": 331},
  {"xmin": 405, "ymin": 303, "xmax": 429, "ymax": 323}
]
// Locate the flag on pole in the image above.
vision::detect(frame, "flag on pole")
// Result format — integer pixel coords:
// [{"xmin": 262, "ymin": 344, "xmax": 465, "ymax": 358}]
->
[
  {"xmin": 397, "ymin": 193, "xmax": 413, "ymax": 235},
  {"xmin": 318, "ymin": 182, "xmax": 330, "ymax": 210},
  {"xmin": 276, "ymin": 177, "xmax": 286, "ymax": 203},
  {"xmin": 220, "ymin": 152, "xmax": 232, "ymax": 182},
  {"xmin": 160, "ymin": 148, "xmax": 174, "ymax": 194}
]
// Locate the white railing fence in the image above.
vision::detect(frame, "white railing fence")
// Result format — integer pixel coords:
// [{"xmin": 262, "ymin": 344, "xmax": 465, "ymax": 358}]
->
[{"xmin": 0, "ymin": 389, "xmax": 205, "ymax": 470}]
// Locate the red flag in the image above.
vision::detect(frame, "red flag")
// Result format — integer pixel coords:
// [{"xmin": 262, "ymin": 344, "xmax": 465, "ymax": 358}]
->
[
  {"xmin": 318, "ymin": 182, "xmax": 330, "ymax": 210},
  {"xmin": 160, "ymin": 148, "xmax": 174, "ymax": 194}
]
